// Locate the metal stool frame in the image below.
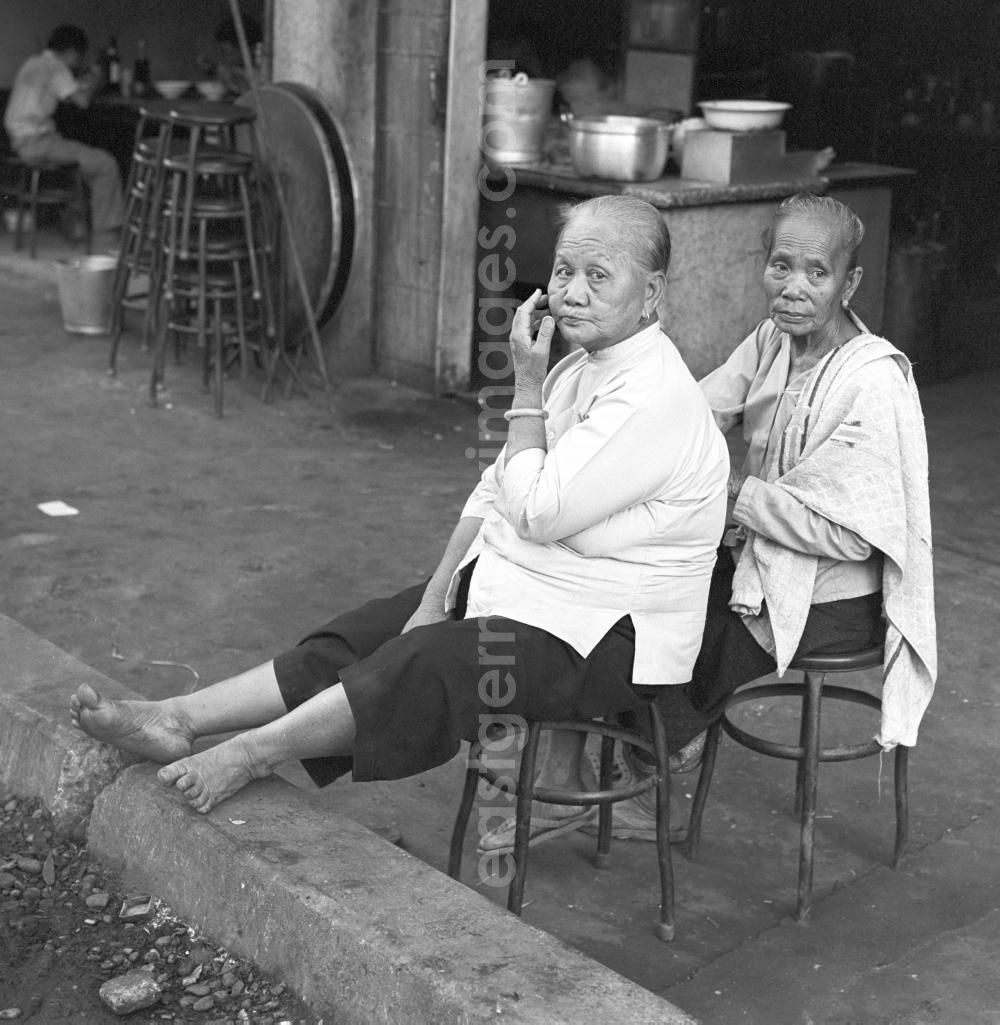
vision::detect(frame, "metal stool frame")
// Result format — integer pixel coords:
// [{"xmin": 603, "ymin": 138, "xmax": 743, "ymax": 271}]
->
[
  {"xmin": 685, "ymin": 644, "xmax": 909, "ymax": 921},
  {"xmin": 159, "ymin": 158, "xmax": 274, "ymax": 336},
  {"xmin": 119, "ymin": 100, "xmax": 277, "ymax": 415},
  {"xmin": 153, "ymin": 260, "xmax": 262, "ymax": 417},
  {"xmin": 449, "ymin": 702, "xmax": 677, "ymax": 942},
  {"xmin": 108, "ymin": 107, "xmax": 177, "ymax": 373},
  {"xmin": 9, "ymin": 158, "xmax": 90, "ymax": 259},
  {"xmin": 161, "ymin": 103, "xmax": 265, "ymax": 261}
]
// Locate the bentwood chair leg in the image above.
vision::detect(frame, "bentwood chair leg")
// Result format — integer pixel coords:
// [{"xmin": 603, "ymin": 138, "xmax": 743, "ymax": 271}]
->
[
  {"xmin": 108, "ymin": 323, "xmax": 125, "ymax": 377},
  {"xmin": 76, "ymin": 172, "xmax": 91, "ymax": 254},
  {"xmin": 893, "ymin": 743, "xmax": 909, "ymax": 868},
  {"xmin": 797, "ymin": 670, "xmax": 825, "ymax": 922},
  {"xmin": 28, "ymin": 169, "xmax": 41, "ymax": 259},
  {"xmin": 13, "ymin": 171, "xmax": 27, "ymax": 252},
  {"xmin": 507, "ymin": 721, "xmax": 542, "ymax": 916},
  {"xmin": 595, "ymin": 733, "xmax": 615, "ymax": 868},
  {"xmin": 684, "ymin": 718, "xmax": 722, "ymax": 862},
  {"xmin": 212, "ymin": 298, "xmax": 225, "ymax": 417},
  {"xmin": 794, "ymin": 675, "xmax": 811, "ymax": 817},
  {"xmin": 142, "ymin": 246, "xmax": 164, "ymax": 353},
  {"xmin": 648, "ymin": 701, "xmax": 675, "ymax": 941},
  {"xmin": 149, "ymin": 292, "xmax": 170, "ymax": 407},
  {"xmin": 448, "ymin": 744, "xmax": 482, "ymax": 880}
]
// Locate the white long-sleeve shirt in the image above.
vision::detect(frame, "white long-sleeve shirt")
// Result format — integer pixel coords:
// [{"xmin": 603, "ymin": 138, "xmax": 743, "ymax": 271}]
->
[
  {"xmin": 449, "ymin": 323, "xmax": 729, "ymax": 685},
  {"xmin": 4, "ymin": 51, "xmax": 78, "ymax": 147}
]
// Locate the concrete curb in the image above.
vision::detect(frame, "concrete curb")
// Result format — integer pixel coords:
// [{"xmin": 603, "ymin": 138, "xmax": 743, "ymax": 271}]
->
[
  {"xmin": 0, "ymin": 615, "xmax": 128, "ymax": 837},
  {"xmin": 0, "ymin": 613, "xmax": 696, "ymax": 1024}
]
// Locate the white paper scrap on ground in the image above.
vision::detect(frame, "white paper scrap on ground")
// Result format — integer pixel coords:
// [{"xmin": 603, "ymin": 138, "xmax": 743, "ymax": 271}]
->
[{"xmin": 37, "ymin": 501, "xmax": 80, "ymax": 517}]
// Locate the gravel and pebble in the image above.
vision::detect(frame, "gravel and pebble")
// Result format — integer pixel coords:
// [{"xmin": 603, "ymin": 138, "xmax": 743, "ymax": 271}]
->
[{"xmin": 0, "ymin": 791, "xmax": 322, "ymax": 1023}]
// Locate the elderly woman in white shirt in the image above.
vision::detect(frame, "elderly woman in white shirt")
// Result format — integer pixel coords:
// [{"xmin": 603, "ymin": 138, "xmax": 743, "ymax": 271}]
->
[{"xmin": 69, "ymin": 194, "xmax": 730, "ymax": 815}]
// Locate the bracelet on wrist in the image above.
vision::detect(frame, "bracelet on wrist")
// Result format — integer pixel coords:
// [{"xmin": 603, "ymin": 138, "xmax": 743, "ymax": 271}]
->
[{"xmin": 503, "ymin": 407, "xmax": 549, "ymax": 421}]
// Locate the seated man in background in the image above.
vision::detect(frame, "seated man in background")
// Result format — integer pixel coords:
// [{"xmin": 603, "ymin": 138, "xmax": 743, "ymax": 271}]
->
[
  {"xmin": 203, "ymin": 14, "xmax": 264, "ymax": 98},
  {"xmin": 4, "ymin": 24, "xmax": 124, "ymax": 251}
]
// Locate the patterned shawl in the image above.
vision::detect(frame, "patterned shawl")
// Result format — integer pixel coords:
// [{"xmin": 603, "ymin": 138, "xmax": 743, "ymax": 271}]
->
[{"xmin": 730, "ymin": 335, "xmax": 937, "ymax": 748}]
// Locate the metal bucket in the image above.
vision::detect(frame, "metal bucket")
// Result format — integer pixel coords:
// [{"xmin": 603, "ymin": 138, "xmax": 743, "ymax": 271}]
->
[
  {"xmin": 56, "ymin": 255, "xmax": 118, "ymax": 336},
  {"xmin": 481, "ymin": 72, "xmax": 556, "ymax": 165}
]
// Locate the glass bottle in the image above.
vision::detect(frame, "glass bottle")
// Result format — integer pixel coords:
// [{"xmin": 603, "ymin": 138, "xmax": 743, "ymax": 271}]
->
[
  {"xmin": 133, "ymin": 38, "xmax": 151, "ymax": 97},
  {"xmin": 900, "ymin": 86, "xmax": 920, "ymax": 128},
  {"xmin": 106, "ymin": 36, "xmax": 121, "ymax": 92}
]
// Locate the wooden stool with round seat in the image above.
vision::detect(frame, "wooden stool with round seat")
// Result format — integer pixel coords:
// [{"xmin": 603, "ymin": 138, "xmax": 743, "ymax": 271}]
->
[
  {"xmin": 684, "ymin": 644, "xmax": 909, "ymax": 921},
  {"xmin": 7, "ymin": 155, "xmax": 90, "ymax": 258},
  {"xmin": 449, "ymin": 702, "xmax": 678, "ymax": 942}
]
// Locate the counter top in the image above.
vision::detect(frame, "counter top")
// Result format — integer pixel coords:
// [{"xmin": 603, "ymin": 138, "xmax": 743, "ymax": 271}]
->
[
  {"xmin": 491, "ymin": 159, "xmax": 911, "ymax": 209},
  {"xmin": 823, "ymin": 161, "xmax": 916, "ymax": 186}
]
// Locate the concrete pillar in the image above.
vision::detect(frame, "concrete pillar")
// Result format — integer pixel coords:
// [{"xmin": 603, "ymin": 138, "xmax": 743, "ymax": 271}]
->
[{"xmin": 271, "ymin": 0, "xmax": 377, "ymax": 378}]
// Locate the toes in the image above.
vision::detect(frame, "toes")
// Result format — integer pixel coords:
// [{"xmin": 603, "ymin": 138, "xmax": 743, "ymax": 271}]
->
[
  {"xmin": 178, "ymin": 774, "xmax": 201, "ymax": 797},
  {"xmin": 156, "ymin": 763, "xmax": 183, "ymax": 786},
  {"xmin": 75, "ymin": 682, "xmax": 101, "ymax": 709},
  {"xmin": 191, "ymin": 793, "xmax": 213, "ymax": 814},
  {"xmin": 158, "ymin": 762, "xmax": 205, "ymax": 804}
]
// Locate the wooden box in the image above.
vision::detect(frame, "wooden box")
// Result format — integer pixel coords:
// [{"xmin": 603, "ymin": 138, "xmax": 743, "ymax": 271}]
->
[{"xmin": 680, "ymin": 128, "xmax": 817, "ymax": 184}]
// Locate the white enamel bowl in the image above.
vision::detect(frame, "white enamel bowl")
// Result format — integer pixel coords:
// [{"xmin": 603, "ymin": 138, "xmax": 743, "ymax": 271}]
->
[
  {"xmin": 698, "ymin": 100, "xmax": 791, "ymax": 132},
  {"xmin": 156, "ymin": 80, "xmax": 189, "ymax": 100}
]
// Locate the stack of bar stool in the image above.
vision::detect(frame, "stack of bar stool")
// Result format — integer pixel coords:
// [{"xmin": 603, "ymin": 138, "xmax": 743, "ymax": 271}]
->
[
  {"xmin": 449, "ymin": 704, "xmax": 678, "ymax": 942},
  {"xmin": 152, "ymin": 102, "xmax": 277, "ymax": 415},
  {"xmin": 107, "ymin": 100, "xmax": 278, "ymax": 416},
  {"xmin": 7, "ymin": 156, "xmax": 90, "ymax": 258},
  {"xmin": 684, "ymin": 643, "xmax": 909, "ymax": 921}
]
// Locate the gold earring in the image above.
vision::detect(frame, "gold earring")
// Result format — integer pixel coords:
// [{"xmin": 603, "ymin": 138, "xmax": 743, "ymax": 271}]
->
[{"xmin": 842, "ymin": 297, "xmax": 850, "ymax": 308}]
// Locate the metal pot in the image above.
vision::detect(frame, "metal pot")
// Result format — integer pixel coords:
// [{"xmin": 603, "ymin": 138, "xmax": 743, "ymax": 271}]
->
[{"xmin": 562, "ymin": 114, "xmax": 674, "ymax": 182}]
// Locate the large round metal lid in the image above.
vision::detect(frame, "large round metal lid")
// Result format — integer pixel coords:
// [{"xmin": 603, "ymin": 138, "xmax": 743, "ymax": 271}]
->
[{"xmin": 237, "ymin": 82, "xmax": 356, "ymax": 334}]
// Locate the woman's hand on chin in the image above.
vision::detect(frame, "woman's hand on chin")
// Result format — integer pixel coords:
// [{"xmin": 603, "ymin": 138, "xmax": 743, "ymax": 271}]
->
[{"xmin": 510, "ymin": 289, "xmax": 555, "ymax": 390}]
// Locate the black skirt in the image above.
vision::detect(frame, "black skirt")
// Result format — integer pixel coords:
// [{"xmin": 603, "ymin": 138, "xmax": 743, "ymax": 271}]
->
[
  {"xmin": 685, "ymin": 546, "xmax": 885, "ymax": 718},
  {"xmin": 272, "ymin": 566, "xmax": 666, "ymax": 786},
  {"xmin": 272, "ymin": 552, "xmax": 883, "ymax": 787}
]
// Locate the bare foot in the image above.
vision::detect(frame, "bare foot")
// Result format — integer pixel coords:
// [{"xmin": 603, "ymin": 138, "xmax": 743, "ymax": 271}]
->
[
  {"xmin": 70, "ymin": 682, "xmax": 195, "ymax": 763},
  {"xmin": 156, "ymin": 732, "xmax": 270, "ymax": 814}
]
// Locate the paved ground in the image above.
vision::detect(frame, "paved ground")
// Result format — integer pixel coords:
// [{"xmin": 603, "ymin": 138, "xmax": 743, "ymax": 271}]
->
[{"xmin": 1, "ymin": 230, "xmax": 999, "ymax": 1023}]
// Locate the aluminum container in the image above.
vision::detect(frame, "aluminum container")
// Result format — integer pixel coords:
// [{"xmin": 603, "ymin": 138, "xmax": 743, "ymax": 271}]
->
[
  {"xmin": 563, "ymin": 114, "xmax": 674, "ymax": 182},
  {"xmin": 482, "ymin": 72, "xmax": 556, "ymax": 165}
]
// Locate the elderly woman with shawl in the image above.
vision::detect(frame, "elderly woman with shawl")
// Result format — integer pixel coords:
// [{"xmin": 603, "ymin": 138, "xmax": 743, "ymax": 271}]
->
[
  {"xmin": 480, "ymin": 192, "xmax": 937, "ymax": 851},
  {"xmin": 690, "ymin": 192, "xmax": 936, "ymax": 744}
]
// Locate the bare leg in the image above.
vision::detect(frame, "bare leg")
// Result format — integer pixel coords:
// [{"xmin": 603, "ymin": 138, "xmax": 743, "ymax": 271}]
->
[
  {"xmin": 157, "ymin": 681, "xmax": 357, "ymax": 813},
  {"xmin": 478, "ymin": 728, "xmax": 592, "ymax": 852},
  {"xmin": 70, "ymin": 661, "xmax": 288, "ymax": 762},
  {"xmin": 534, "ymin": 728, "xmax": 588, "ymax": 791}
]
